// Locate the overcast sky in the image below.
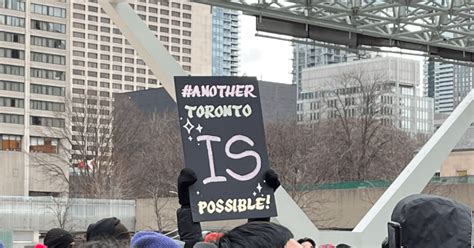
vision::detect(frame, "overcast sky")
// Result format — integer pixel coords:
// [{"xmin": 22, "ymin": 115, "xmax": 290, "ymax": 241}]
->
[{"xmin": 239, "ymin": 15, "xmax": 293, "ymax": 84}]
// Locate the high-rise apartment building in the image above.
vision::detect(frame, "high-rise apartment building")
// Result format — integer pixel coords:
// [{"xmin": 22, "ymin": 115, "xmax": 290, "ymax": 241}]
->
[
  {"xmin": 453, "ymin": 64, "xmax": 474, "ymax": 108},
  {"xmin": 0, "ymin": 0, "xmax": 212, "ymax": 196},
  {"xmin": 211, "ymin": 7, "xmax": 239, "ymax": 76},
  {"xmin": 292, "ymin": 43, "xmax": 348, "ymax": 92},
  {"xmin": 297, "ymin": 57, "xmax": 434, "ymax": 136},
  {"xmin": 423, "ymin": 59, "xmax": 455, "ymax": 113},
  {"xmin": 0, "ymin": 0, "xmax": 69, "ymax": 196}
]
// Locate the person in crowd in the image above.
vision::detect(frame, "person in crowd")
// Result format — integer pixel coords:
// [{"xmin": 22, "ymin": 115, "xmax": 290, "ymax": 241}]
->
[
  {"xmin": 176, "ymin": 168, "xmax": 281, "ymax": 248},
  {"xmin": 0, "ymin": 241, "xmax": 4, "ymax": 248},
  {"xmin": 131, "ymin": 231, "xmax": 180, "ymax": 248},
  {"xmin": 43, "ymin": 228, "xmax": 75, "ymax": 248},
  {"xmin": 336, "ymin": 244, "xmax": 351, "ymax": 248},
  {"xmin": 217, "ymin": 221, "xmax": 302, "ymax": 248},
  {"xmin": 86, "ymin": 217, "xmax": 131, "ymax": 247},
  {"xmin": 297, "ymin": 237, "xmax": 315, "ymax": 248}
]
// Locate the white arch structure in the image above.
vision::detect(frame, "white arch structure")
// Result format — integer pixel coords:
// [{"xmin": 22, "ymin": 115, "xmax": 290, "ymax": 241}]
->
[{"xmin": 99, "ymin": 1, "xmax": 474, "ymax": 246}]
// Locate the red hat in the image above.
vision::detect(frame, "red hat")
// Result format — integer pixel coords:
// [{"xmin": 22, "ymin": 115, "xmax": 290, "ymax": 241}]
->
[
  {"xmin": 204, "ymin": 232, "xmax": 224, "ymax": 243},
  {"xmin": 34, "ymin": 244, "xmax": 47, "ymax": 248}
]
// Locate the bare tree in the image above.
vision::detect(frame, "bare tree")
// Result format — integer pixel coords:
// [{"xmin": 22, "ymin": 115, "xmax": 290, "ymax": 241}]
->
[
  {"xmin": 47, "ymin": 195, "xmax": 75, "ymax": 232},
  {"xmin": 30, "ymin": 94, "xmax": 142, "ymax": 199}
]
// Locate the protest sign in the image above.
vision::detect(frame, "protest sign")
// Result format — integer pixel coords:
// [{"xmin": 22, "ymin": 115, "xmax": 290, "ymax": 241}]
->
[{"xmin": 175, "ymin": 76, "xmax": 277, "ymax": 222}]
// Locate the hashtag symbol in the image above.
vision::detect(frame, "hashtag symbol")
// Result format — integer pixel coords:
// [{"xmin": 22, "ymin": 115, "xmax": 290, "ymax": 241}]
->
[{"xmin": 181, "ymin": 84, "xmax": 192, "ymax": 98}]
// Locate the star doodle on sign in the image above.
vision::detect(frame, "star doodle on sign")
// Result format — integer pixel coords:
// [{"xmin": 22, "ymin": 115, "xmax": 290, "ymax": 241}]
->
[
  {"xmin": 257, "ymin": 183, "xmax": 263, "ymax": 193},
  {"xmin": 183, "ymin": 118, "xmax": 194, "ymax": 134},
  {"xmin": 197, "ymin": 191, "xmax": 200, "ymax": 195},
  {"xmin": 253, "ymin": 192, "xmax": 257, "ymax": 197},
  {"xmin": 188, "ymin": 136, "xmax": 193, "ymax": 141},
  {"xmin": 196, "ymin": 124, "xmax": 203, "ymax": 133}
]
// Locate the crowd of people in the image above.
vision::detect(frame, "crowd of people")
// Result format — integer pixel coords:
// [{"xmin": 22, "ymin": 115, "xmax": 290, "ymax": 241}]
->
[{"xmin": 2, "ymin": 168, "xmax": 471, "ymax": 248}]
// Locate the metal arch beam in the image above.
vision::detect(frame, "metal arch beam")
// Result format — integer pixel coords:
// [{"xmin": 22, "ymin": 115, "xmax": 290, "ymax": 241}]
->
[
  {"xmin": 192, "ymin": 0, "xmax": 474, "ymax": 61},
  {"xmin": 98, "ymin": 0, "xmax": 321, "ymax": 242}
]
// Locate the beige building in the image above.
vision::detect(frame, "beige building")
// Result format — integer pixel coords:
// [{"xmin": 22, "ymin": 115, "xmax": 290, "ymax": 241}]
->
[
  {"xmin": 439, "ymin": 126, "xmax": 474, "ymax": 177},
  {"xmin": 0, "ymin": 0, "xmax": 212, "ymax": 196}
]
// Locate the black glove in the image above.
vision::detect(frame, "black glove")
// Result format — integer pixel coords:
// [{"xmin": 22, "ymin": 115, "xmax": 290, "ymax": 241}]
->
[
  {"xmin": 248, "ymin": 169, "xmax": 280, "ymax": 223},
  {"xmin": 178, "ymin": 168, "xmax": 197, "ymax": 207},
  {"xmin": 264, "ymin": 169, "xmax": 280, "ymax": 192}
]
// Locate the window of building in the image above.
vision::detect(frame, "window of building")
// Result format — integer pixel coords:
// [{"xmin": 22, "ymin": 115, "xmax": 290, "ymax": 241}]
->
[
  {"xmin": 73, "ymin": 50, "xmax": 85, "ymax": 57},
  {"xmin": 148, "ymin": 78, "xmax": 157, "ymax": 84},
  {"xmin": 31, "ymin": 116, "xmax": 65, "ymax": 128},
  {"xmin": 30, "ymin": 137, "xmax": 58, "ymax": 153},
  {"xmin": 112, "ymin": 83, "xmax": 122, "ymax": 89},
  {"xmin": 160, "ymin": 27, "xmax": 169, "ymax": 33},
  {"xmin": 183, "ymin": 13, "xmax": 191, "ymax": 19},
  {"xmin": 113, "ymin": 47, "xmax": 122, "ymax": 53},
  {"xmin": 73, "ymin": 3, "xmax": 85, "ymax": 10},
  {"xmin": 171, "ymin": 37, "xmax": 180, "ymax": 43},
  {"xmin": 182, "ymin": 56, "xmax": 191, "ymax": 62},
  {"xmin": 73, "ymin": 79, "xmax": 84, "ymax": 85},
  {"xmin": 149, "ymin": 7, "xmax": 158, "ymax": 13},
  {"xmin": 100, "ymin": 45, "xmax": 110, "ymax": 51},
  {"xmin": 73, "ymin": 31, "xmax": 85, "ymax": 39},
  {"xmin": 456, "ymin": 170, "xmax": 468, "ymax": 177},
  {"xmin": 183, "ymin": 22, "xmax": 191, "ymax": 28},
  {"xmin": 31, "ymin": 68, "xmax": 65, "ymax": 80},
  {"xmin": 183, "ymin": 30, "xmax": 191, "ymax": 36},
  {"xmin": 0, "ymin": 96, "xmax": 24, "ymax": 108},
  {"xmin": 148, "ymin": 25, "xmax": 157, "ymax": 31},
  {"xmin": 113, "ymin": 28, "xmax": 121, "ymax": 35},
  {"xmin": 183, "ymin": 48, "xmax": 191, "ymax": 54},
  {"xmin": 88, "ymin": 6, "xmax": 98, "ymax": 12},
  {"xmin": 100, "ymin": 54, "xmax": 110, "ymax": 60},
  {"xmin": 1, "ymin": 0, "xmax": 25, "ymax": 11},
  {"xmin": 73, "ymin": 13, "xmax": 85, "ymax": 19},
  {"xmin": 88, "ymin": 15, "xmax": 98, "ymax": 22},
  {"xmin": 137, "ymin": 59, "xmax": 145, "ymax": 65},
  {"xmin": 0, "ymin": 31, "xmax": 25, "ymax": 44},
  {"xmin": 87, "ymin": 71, "xmax": 97, "ymax": 77},
  {"xmin": 88, "ymin": 43, "xmax": 97, "ymax": 49},
  {"xmin": 160, "ymin": 36, "xmax": 169, "ymax": 42},
  {"xmin": 183, "ymin": 4, "xmax": 191, "ymax": 10},
  {"xmin": 149, "ymin": 16, "xmax": 158, "ymax": 22},
  {"xmin": 0, "ymin": 14, "xmax": 25, "ymax": 27},
  {"xmin": 31, "ymin": 52, "xmax": 65, "ymax": 65},
  {"xmin": 73, "ymin": 41, "xmax": 85, "ymax": 48},
  {"xmin": 171, "ymin": 46, "xmax": 180, "ymax": 52},
  {"xmin": 100, "ymin": 91, "xmax": 110, "ymax": 97},
  {"xmin": 160, "ymin": 18, "xmax": 169, "ymax": 24},
  {"xmin": 0, "ymin": 48, "xmax": 24, "ymax": 59},
  {"xmin": 73, "ymin": 69, "xmax": 85, "ymax": 76},
  {"xmin": 1, "ymin": 134, "xmax": 21, "ymax": 151},
  {"xmin": 31, "ymin": 36, "xmax": 66, "ymax": 49},
  {"xmin": 125, "ymin": 85, "xmax": 134, "ymax": 90},
  {"xmin": 100, "ymin": 26, "xmax": 110, "ymax": 33},
  {"xmin": 183, "ymin": 65, "xmax": 191, "ymax": 71},
  {"xmin": 87, "ymin": 61, "xmax": 97, "ymax": 68},
  {"xmin": 160, "ymin": 9, "xmax": 169, "ymax": 15},
  {"xmin": 137, "ymin": 77, "xmax": 146, "ymax": 83},
  {"xmin": 113, "ymin": 37, "xmax": 122, "ymax": 44},
  {"xmin": 100, "ymin": 82, "xmax": 110, "ymax": 88},
  {"xmin": 31, "ymin": 20, "xmax": 65, "ymax": 33},
  {"xmin": 31, "ymin": 100, "xmax": 65, "ymax": 112},
  {"xmin": 0, "ymin": 80, "xmax": 23, "ymax": 92},
  {"xmin": 88, "ymin": 80, "xmax": 97, "ymax": 87},
  {"xmin": 125, "ymin": 67, "xmax": 134, "ymax": 73},
  {"xmin": 31, "ymin": 4, "xmax": 66, "ymax": 18},
  {"xmin": 0, "ymin": 64, "xmax": 24, "ymax": 76},
  {"xmin": 31, "ymin": 84, "xmax": 64, "ymax": 96},
  {"xmin": 88, "ymin": 34, "xmax": 98, "ymax": 40},
  {"xmin": 125, "ymin": 58, "xmax": 134, "ymax": 64},
  {"xmin": 183, "ymin": 39, "xmax": 191, "ymax": 45},
  {"xmin": 0, "ymin": 113, "xmax": 23, "ymax": 125},
  {"xmin": 124, "ymin": 76, "xmax": 133, "ymax": 82},
  {"xmin": 101, "ymin": 17, "xmax": 110, "ymax": 23}
]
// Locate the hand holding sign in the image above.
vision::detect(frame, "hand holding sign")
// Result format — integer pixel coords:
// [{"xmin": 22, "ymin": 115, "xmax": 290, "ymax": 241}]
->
[{"xmin": 175, "ymin": 76, "xmax": 278, "ymax": 222}]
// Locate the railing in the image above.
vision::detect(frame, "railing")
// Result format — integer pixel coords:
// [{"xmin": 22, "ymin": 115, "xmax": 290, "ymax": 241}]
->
[
  {"xmin": 289, "ymin": 176, "xmax": 474, "ymax": 191},
  {"xmin": 0, "ymin": 196, "xmax": 135, "ymax": 232}
]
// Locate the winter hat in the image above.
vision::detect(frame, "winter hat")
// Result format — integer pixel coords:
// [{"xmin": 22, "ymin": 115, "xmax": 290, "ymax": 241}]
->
[
  {"xmin": 131, "ymin": 231, "xmax": 180, "ymax": 248},
  {"xmin": 86, "ymin": 217, "xmax": 130, "ymax": 242},
  {"xmin": 34, "ymin": 244, "xmax": 47, "ymax": 248},
  {"xmin": 44, "ymin": 228, "xmax": 74, "ymax": 248},
  {"xmin": 203, "ymin": 232, "xmax": 224, "ymax": 243}
]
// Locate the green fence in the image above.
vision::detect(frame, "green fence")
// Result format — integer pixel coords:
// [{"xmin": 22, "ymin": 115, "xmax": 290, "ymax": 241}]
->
[{"xmin": 289, "ymin": 176, "xmax": 474, "ymax": 191}]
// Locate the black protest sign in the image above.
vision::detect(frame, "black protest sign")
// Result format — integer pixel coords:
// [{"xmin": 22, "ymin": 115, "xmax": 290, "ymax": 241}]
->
[{"xmin": 174, "ymin": 76, "xmax": 277, "ymax": 222}]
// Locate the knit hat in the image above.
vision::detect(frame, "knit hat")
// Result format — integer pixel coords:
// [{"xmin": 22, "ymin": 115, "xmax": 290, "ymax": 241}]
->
[
  {"xmin": 34, "ymin": 244, "xmax": 47, "ymax": 248},
  {"xmin": 131, "ymin": 231, "xmax": 180, "ymax": 248},
  {"xmin": 86, "ymin": 217, "xmax": 130, "ymax": 242},
  {"xmin": 44, "ymin": 228, "xmax": 74, "ymax": 248},
  {"xmin": 203, "ymin": 232, "xmax": 224, "ymax": 243}
]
